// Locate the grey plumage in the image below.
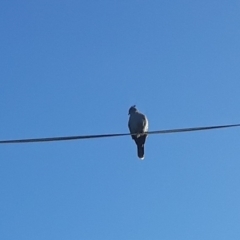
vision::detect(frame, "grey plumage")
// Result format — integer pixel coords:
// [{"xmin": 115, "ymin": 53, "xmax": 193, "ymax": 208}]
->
[{"xmin": 128, "ymin": 105, "xmax": 148, "ymax": 159}]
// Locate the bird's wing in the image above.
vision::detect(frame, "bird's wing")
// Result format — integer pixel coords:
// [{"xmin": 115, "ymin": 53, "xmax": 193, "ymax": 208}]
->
[
  {"xmin": 128, "ymin": 112, "xmax": 148, "ymax": 134},
  {"xmin": 142, "ymin": 115, "xmax": 148, "ymax": 132},
  {"xmin": 128, "ymin": 120, "xmax": 132, "ymax": 132},
  {"xmin": 136, "ymin": 113, "xmax": 148, "ymax": 133}
]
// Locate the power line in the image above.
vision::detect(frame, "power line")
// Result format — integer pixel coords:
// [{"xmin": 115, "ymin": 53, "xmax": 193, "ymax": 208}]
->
[{"xmin": 0, "ymin": 123, "xmax": 240, "ymax": 145}]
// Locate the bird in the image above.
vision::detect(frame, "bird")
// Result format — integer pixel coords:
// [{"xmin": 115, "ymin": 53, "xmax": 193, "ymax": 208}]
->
[{"xmin": 128, "ymin": 105, "xmax": 149, "ymax": 159}]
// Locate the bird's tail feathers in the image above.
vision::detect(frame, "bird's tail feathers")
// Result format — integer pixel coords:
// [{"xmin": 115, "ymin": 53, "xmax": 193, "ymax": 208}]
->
[{"xmin": 137, "ymin": 144, "xmax": 144, "ymax": 160}]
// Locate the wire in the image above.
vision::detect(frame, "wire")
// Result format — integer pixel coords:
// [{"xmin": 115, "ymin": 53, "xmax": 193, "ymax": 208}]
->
[{"xmin": 0, "ymin": 123, "xmax": 240, "ymax": 144}]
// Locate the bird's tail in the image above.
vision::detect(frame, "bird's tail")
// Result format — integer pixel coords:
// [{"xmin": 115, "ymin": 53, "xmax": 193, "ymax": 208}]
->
[{"xmin": 137, "ymin": 144, "xmax": 144, "ymax": 160}]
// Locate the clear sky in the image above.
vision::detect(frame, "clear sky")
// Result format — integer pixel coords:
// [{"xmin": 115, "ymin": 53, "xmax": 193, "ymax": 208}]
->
[{"xmin": 1, "ymin": 1, "xmax": 240, "ymax": 239}]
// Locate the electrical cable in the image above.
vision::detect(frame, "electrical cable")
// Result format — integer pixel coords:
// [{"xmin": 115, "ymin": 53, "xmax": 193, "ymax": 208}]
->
[{"xmin": 0, "ymin": 123, "xmax": 240, "ymax": 144}]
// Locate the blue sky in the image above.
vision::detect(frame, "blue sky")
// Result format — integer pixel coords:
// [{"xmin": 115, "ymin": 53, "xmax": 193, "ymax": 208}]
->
[{"xmin": 1, "ymin": 1, "xmax": 240, "ymax": 239}]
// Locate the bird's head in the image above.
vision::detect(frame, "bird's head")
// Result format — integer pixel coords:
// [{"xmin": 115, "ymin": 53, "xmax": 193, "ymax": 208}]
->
[{"xmin": 128, "ymin": 105, "xmax": 137, "ymax": 115}]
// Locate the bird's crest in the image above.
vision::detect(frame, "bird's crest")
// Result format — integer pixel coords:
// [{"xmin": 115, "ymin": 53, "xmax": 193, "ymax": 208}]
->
[{"xmin": 128, "ymin": 105, "xmax": 137, "ymax": 115}]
